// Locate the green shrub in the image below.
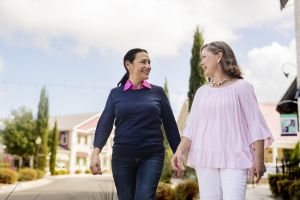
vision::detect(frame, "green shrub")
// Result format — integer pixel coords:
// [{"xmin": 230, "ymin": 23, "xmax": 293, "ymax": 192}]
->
[
  {"xmin": 18, "ymin": 168, "xmax": 37, "ymax": 181},
  {"xmin": 53, "ymin": 170, "xmax": 60, "ymax": 175},
  {"xmin": 75, "ymin": 169, "xmax": 82, "ymax": 174},
  {"xmin": 53, "ymin": 169, "xmax": 69, "ymax": 175},
  {"xmin": 0, "ymin": 168, "xmax": 17, "ymax": 184},
  {"xmin": 85, "ymin": 169, "xmax": 91, "ymax": 174},
  {"xmin": 175, "ymin": 180, "xmax": 199, "ymax": 200},
  {"xmin": 277, "ymin": 180, "xmax": 293, "ymax": 199},
  {"xmin": 155, "ymin": 182, "xmax": 176, "ymax": 200},
  {"xmin": 35, "ymin": 169, "xmax": 45, "ymax": 179},
  {"xmin": 0, "ymin": 163, "xmax": 10, "ymax": 168},
  {"xmin": 268, "ymin": 174, "xmax": 289, "ymax": 197},
  {"xmin": 289, "ymin": 180, "xmax": 300, "ymax": 200}
]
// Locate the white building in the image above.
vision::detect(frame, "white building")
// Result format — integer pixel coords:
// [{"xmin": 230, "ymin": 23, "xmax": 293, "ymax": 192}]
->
[{"xmin": 49, "ymin": 113, "xmax": 114, "ymax": 174}]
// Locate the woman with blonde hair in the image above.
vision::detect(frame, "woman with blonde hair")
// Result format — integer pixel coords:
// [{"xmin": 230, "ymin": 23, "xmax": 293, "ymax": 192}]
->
[{"xmin": 171, "ymin": 41, "xmax": 274, "ymax": 200}]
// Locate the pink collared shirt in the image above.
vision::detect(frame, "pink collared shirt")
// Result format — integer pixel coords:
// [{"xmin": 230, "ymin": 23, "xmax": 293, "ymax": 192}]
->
[{"xmin": 123, "ymin": 79, "xmax": 152, "ymax": 91}]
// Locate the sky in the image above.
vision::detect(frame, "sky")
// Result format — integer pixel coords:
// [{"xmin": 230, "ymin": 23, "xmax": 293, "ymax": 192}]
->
[{"xmin": 0, "ymin": 0, "xmax": 297, "ymax": 120}]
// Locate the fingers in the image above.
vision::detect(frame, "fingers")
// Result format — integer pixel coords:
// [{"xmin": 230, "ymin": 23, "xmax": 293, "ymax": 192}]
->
[
  {"xmin": 171, "ymin": 155, "xmax": 185, "ymax": 178},
  {"xmin": 249, "ymin": 165, "xmax": 255, "ymax": 178},
  {"xmin": 255, "ymin": 170, "xmax": 263, "ymax": 183},
  {"xmin": 90, "ymin": 165, "xmax": 102, "ymax": 175},
  {"xmin": 254, "ymin": 167, "xmax": 266, "ymax": 183},
  {"xmin": 176, "ymin": 165, "xmax": 185, "ymax": 178},
  {"xmin": 90, "ymin": 155, "xmax": 102, "ymax": 175},
  {"xmin": 256, "ymin": 167, "xmax": 266, "ymax": 183},
  {"xmin": 171, "ymin": 156, "xmax": 179, "ymax": 171}
]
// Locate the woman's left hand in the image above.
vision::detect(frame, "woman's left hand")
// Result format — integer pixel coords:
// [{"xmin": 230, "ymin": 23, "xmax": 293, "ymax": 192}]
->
[{"xmin": 250, "ymin": 159, "xmax": 266, "ymax": 183}]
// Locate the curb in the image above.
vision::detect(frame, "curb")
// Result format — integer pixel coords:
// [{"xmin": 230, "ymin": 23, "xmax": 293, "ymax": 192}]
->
[
  {"xmin": 0, "ymin": 173, "xmax": 114, "ymax": 194},
  {"xmin": 0, "ymin": 178, "xmax": 52, "ymax": 194}
]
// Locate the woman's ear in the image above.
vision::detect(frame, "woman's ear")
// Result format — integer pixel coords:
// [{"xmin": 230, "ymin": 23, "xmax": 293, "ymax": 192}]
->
[
  {"xmin": 125, "ymin": 61, "xmax": 131, "ymax": 71},
  {"xmin": 217, "ymin": 52, "xmax": 223, "ymax": 63}
]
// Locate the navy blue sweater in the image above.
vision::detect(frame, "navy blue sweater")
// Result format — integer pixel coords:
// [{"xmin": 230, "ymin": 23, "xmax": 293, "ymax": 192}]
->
[{"xmin": 93, "ymin": 84, "xmax": 181, "ymax": 157}]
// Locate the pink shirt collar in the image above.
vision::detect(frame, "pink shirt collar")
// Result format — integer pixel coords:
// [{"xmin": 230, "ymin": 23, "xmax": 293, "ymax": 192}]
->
[{"xmin": 124, "ymin": 79, "xmax": 152, "ymax": 91}]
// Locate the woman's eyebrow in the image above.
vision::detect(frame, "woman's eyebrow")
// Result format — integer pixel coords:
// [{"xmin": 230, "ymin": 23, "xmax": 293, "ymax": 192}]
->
[{"xmin": 140, "ymin": 58, "xmax": 150, "ymax": 61}]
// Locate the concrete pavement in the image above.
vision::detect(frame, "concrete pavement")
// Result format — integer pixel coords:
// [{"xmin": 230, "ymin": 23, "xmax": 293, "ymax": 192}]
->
[
  {"xmin": 0, "ymin": 175, "xmax": 275, "ymax": 200},
  {"xmin": 0, "ymin": 174, "xmax": 117, "ymax": 200}
]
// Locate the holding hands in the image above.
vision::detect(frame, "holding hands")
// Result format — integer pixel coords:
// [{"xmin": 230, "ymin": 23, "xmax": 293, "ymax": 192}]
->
[{"xmin": 171, "ymin": 150, "xmax": 185, "ymax": 178}]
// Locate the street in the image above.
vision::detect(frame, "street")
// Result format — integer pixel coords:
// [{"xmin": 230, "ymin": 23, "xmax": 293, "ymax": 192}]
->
[
  {"xmin": 0, "ymin": 175, "xmax": 275, "ymax": 200},
  {"xmin": 0, "ymin": 175, "xmax": 117, "ymax": 200}
]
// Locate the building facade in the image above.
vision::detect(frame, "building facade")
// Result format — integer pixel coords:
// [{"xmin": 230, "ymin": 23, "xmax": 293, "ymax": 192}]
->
[{"xmin": 49, "ymin": 113, "xmax": 114, "ymax": 174}]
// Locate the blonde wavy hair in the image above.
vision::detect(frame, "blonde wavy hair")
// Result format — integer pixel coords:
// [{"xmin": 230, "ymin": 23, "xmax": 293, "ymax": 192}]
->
[{"xmin": 201, "ymin": 41, "xmax": 243, "ymax": 79}]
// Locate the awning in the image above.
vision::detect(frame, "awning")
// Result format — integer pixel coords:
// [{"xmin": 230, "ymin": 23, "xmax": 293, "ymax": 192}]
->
[{"xmin": 276, "ymin": 78, "xmax": 298, "ymax": 114}]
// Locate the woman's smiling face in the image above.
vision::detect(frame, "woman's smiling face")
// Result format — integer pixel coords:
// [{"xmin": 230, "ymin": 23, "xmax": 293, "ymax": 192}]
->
[{"xmin": 126, "ymin": 52, "xmax": 151, "ymax": 81}]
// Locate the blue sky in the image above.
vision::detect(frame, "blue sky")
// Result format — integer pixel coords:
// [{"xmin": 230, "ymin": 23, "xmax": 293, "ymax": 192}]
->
[{"xmin": 0, "ymin": 0, "xmax": 296, "ymax": 120}]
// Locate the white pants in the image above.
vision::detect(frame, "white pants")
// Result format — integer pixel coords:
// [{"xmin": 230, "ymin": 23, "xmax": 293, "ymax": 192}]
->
[{"xmin": 196, "ymin": 168, "xmax": 248, "ymax": 200}]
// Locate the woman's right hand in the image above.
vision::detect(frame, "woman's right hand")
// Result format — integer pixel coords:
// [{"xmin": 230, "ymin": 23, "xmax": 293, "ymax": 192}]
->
[
  {"xmin": 171, "ymin": 150, "xmax": 185, "ymax": 178},
  {"xmin": 90, "ymin": 148, "xmax": 102, "ymax": 175}
]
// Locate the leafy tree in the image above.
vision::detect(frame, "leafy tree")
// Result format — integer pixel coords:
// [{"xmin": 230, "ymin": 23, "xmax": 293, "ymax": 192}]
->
[{"xmin": 1, "ymin": 107, "xmax": 36, "ymax": 165}]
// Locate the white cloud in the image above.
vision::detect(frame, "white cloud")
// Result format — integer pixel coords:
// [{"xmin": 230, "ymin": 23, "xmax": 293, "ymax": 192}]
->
[
  {"xmin": 242, "ymin": 40, "xmax": 296, "ymax": 103},
  {"xmin": 0, "ymin": 0, "xmax": 294, "ymax": 57}
]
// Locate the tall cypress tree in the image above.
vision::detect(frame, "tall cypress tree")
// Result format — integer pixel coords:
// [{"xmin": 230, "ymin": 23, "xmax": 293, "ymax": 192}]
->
[
  {"xmin": 160, "ymin": 78, "xmax": 173, "ymax": 183},
  {"xmin": 36, "ymin": 86, "xmax": 49, "ymax": 171},
  {"xmin": 188, "ymin": 26, "xmax": 206, "ymax": 111},
  {"xmin": 184, "ymin": 27, "xmax": 205, "ymax": 180},
  {"xmin": 50, "ymin": 120, "xmax": 58, "ymax": 175}
]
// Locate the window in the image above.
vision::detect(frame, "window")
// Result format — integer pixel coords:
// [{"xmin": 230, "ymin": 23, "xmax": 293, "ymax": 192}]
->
[
  {"xmin": 60, "ymin": 131, "xmax": 68, "ymax": 145},
  {"xmin": 85, "ymin": 136, "xmax": 88, "ymax": 145},
  {"xmin": 76, "ymin": 157, "xmax": 80, "ymax": 165},
  {"xmin": 77, "ymin": 135, "xmax": 81, "ymax": 144}
]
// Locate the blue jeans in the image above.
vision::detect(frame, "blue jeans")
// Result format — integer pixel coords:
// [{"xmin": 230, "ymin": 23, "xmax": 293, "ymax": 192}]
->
[{"xmin": 111, "ymin": 152, "xmax": 165, "ymax": 200}]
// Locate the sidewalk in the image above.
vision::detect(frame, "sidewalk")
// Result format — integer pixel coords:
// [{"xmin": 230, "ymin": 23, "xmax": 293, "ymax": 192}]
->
[
  {"xmin": 246, "ymin": 184, "xmax": 274, "ymax": 200},
  {"xmin": 0, "ymin": 177, "xmax": 52, "ymax": 194},
  {"xmin": 0, "ymin": 174, "xmax": 112, "ymax": 194}
]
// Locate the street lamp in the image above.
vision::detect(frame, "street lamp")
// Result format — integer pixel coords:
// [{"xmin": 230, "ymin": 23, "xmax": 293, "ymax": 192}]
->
[
  {"xmin": 281, "ymin": 62, "xmax": 297, "ymax": 78},
  {"xmin": 35, "ymin": 136, "xmax": 41, "ymax": 168}
]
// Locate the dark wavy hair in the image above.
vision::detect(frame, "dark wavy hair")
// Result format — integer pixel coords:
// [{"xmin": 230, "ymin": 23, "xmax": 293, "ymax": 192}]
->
[
  {"xmin": 117, "ymin": 48, "xmax": 148, "ymax": 86},
  {"xmin": 201, "ymin": 41, "xmax": 243, "ymax": 79}
]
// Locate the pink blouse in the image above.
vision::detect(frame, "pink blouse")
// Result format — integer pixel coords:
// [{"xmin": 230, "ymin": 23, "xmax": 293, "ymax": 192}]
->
[{"xmin": 183, "ymin": 79, "xmax": 274, "ymax": 169}]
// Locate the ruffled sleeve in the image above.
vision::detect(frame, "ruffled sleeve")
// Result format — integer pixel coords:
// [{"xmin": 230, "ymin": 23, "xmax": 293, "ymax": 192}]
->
[
  {"xmin": 237, "ymin": 80, "xmax": 274, "ymax": 148},
  {"xmin": 182, "ymin": 88, "xmax": 201, "ymax": 140}
]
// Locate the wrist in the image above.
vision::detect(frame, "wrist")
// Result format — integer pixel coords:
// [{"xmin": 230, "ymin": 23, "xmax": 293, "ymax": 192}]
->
[
  {"xmin": 93, "ymin": 147, "xmax": 101, "ymax": 154},
  {"xmin": 254, "ymin": 157, "xmax": 264, "ymax": 163},
  {"xmin": 175, "ymin": 149, "xmax": 184, "ymax": 156}
]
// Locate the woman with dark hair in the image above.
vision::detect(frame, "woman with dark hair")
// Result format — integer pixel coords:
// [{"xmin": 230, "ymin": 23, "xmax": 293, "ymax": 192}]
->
[
  {"xmin": 90, "ymin": 48, "xmax": 180, "ymax": 200},
  {"xmin": 171, "ymin": 41, "xmax": 274, "ymax": 200}
]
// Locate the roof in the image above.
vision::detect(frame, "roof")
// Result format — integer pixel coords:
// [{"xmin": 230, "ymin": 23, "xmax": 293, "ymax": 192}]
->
[
  {"xmin": 76, "ymin": 115, "xmax": 100, "ymax": 132},
  {"xmin": 49, "ymin": 113, "xmax": 98, "ymax": 130}
]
